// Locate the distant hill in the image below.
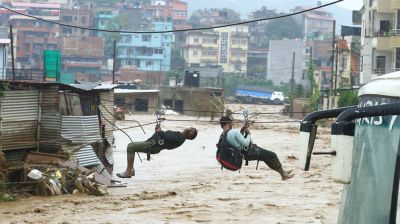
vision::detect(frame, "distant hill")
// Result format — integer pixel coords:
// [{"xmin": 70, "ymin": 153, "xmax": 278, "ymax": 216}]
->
[{"xmin": 185, "ymin": 0, "xmax": 353, "ymax": 29}]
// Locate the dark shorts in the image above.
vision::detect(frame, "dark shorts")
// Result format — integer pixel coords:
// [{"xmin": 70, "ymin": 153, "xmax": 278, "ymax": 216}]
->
[
  {"xmin": 126, "ymin": 140, "xmax": 162, "ymax": 154},
  {"xmin": 244, "ymin": 143, "xmax": 282, "ymax": 171}
]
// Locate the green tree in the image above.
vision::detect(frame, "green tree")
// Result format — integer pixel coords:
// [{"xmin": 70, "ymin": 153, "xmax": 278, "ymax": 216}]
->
[
  {"xmin": 250, "ymin": 6, "xmax": 278, "ymax": 19},
  {"xmin": 337, "ymin": 90, "xmax": 358, "ymax": 107},
  {"xmin": 295, "ymin": 84, "xmax": 304, "ymax": 98},
  {"xmin": 103, "ymin": 14, "xmax": 139, "ymax": 58},
  {"xmin": 264, "ymin": 16, "xmax": 303, "ymax": 41},
  {"xmin": 189, "ymin": 8, "xmax": 241, "ymax": 27},
  {"xmin": 307, "ymin": 65, "xmax": 320, "ymax": 111}
]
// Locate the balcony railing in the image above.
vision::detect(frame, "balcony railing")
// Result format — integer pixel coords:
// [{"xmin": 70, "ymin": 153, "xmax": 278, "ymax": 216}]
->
[
  {"xmin": 373, "ymin": 29, "xmax": 400, "ymax": 37},
  {"xmin": 0, "ymin": 68, "xmax": 46, "ymax": 81}
]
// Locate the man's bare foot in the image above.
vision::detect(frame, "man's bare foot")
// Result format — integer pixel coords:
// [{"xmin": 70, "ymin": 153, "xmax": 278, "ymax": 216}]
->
[
  {"xmin": 116, "ymin": 170, "xmax": 135, "ymax": 178},
  {"xmin": 282, "ymin": 171, "xmax": 294, "ymax": 181}
]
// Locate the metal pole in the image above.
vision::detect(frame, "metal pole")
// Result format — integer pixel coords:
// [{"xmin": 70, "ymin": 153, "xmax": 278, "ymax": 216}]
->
[
  {"xmin": 334, "ymin": 38, "xmax": 340, "ymax": 108},
  {"xmin": 112, "ymin": 40, "xmax": 116, "ymax": 84},
  {"xmin": 9, "ymin": 25, "xmax": 15, "ymax": 80},
  {"xmin": 291, "ymin": 52, "xmax": 295, "ymax": 118},
  {"xmin": 329, "ymin": 20, "xmax": 336, "ymax": 109}
]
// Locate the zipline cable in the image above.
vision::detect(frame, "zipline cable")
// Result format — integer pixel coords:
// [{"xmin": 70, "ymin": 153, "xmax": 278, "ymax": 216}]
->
[{"xmin": 0, "ymin": 0, "xmax": 343, "ymax": 34}]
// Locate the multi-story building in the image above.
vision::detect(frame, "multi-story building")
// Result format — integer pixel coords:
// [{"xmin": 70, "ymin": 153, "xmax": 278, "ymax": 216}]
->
[
  {"xmin": 0, "ymin": 27, "xmax": 10, "ymax": 80},
  {"xmin": 60, "ymin": 36, "xmax": 105, "ymax": 76},
  {"xmin": 267, "ymin": 40, "xmax": 310, "ymax": 89},
  {"xmin": 97, "ymin": 7, "xmax": 118, "ymax": 30},
  {"xmin": 183, "ymin": 25, "xmax": 249, "ymax": 74},
  {"xmin": 215, "ymin": 25, "xmax": 249, "ymax": 74},
  {"xmin": 292, "ymin": 5, "xmax": 335, "ymax": 41},
  {"xmin": 357, "ymin": 0, "xmax": 400, "ymax": 84},
  {"xmin": 60, "ymin": 5, "xmax": 96, "ymax": 37},
  {"xmin": 142, "ymin": 0, "xmax": 189, "ymax": 30},
  {"xmin": 9, "ymin": 3, "xmax": 60, "ymax": 69},
  {"xmin": 116, "ymin": 21, "xmax": 173, "ymax": 72},
  {"xmin": 183, "ymin": 31, "xmax": 220, "ymax": 67},
  {"xmin": 169, "ymin": 0, "xmax": 190, "ymax": 30}
]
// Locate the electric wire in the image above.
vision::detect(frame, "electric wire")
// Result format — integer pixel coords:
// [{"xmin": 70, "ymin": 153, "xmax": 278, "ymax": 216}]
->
[{"xmin": 0, "ymin": 0, "xmax": 343, "ymax": 34}]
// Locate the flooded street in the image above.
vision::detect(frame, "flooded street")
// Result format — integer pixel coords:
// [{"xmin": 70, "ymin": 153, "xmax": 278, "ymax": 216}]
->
[{"xmin": 0, "ymin": 104, "xmax": 342, "ymax": 224}]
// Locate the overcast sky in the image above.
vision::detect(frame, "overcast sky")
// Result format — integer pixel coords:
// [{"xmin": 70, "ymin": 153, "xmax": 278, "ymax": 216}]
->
[{"xmin": 323, "ymin": 0, "xmax": 363, "ymax": 10}]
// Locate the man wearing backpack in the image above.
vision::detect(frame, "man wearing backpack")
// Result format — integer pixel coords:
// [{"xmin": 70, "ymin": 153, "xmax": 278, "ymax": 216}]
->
[
  {"xmin": 219, "ymin": 116, "xmax": 294, "ymax": 181},
  {"xmin": 117, "ymin": 124, "xmax": 198, "ymax": 178}
]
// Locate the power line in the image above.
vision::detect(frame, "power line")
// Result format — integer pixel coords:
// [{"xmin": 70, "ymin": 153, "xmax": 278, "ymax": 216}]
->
[{"xmin": 0, "ymin": 0, "xmax": 343, "ymax": 34}]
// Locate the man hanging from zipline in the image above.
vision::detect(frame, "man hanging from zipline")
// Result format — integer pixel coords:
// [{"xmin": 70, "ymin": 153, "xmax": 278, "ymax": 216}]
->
[
  {"xmin": 117, "ymin": 122, "xmax": 198, "ymax": 178},
  {"xmin": 218, "ymin": 116, "xmax": 294, "ymax": 181}
]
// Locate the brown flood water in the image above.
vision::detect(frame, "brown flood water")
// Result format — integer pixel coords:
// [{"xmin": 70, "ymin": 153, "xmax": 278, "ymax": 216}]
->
[{"xmin": 0, "ymin": 104, "xmax": 341, "ymax": 224}]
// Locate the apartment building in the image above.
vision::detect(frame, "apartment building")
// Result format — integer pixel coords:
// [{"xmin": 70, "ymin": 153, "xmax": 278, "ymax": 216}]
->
[
  {"xmin": 183, "ymin": 25, "xmax": 249, "ymax": 74},
  {"xmin": 8, "ymin": 2, "xmax": 61, "ymax": 69},
  {"xmin": 292, "ymin": 6, "xmax": 335, "ymax": 41},
  {"xmin": 183, "ymin": 31, "xmax": 220, "ymax": 67},
  {"xmin": 116, "ymin": 21, "xmax": 173, "ymax": 72},
  {"xmin": 215, "ymin": 25, "xmax": 249, "ymax": 74},
  {"xmin": 357, "ymin": 0, "xmax": 400, "ymax": 84}
]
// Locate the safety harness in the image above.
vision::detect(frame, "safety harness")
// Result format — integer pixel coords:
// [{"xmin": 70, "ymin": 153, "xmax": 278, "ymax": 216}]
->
[{"xmin": 147, "ymin": 109, "xmax": 165, "ymax": 161}]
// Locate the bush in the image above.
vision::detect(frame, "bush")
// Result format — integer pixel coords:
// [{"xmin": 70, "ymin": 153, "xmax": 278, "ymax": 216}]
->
[{"xmin": 337, "ymin": 90, "xmax": 358, "ymax": 107}]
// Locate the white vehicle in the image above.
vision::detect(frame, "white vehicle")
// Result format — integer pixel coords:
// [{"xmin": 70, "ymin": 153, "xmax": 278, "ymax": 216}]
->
[
  {"xmin": 298, "ymin": 71, "xmax": 400, "ymax": 224},
  {"xmin": 271, "ymin": 91, "xmax": 285, "ymax": 104}
]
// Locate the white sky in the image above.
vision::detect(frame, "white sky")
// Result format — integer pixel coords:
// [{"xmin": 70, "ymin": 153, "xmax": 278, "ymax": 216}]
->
[{"xmin": 323, "ymin": 0, "xmax": 363, "ymax": 10}]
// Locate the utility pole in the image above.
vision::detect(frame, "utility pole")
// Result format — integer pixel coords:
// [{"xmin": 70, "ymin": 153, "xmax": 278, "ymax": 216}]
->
[
  {"xmin": 290, "ymin": 52, "xmax": 295, "ymax": 118},
  {"xmin": 334, "ymin": 38, "xmax": 340, "ymax": 108},
  {"xmin": 9, "ymin": 25, "xmax": 15, "ymax": 80},
  {"xmin": 329, "ymin": 20, "xmax": 336, "ymax": 109},
  {"xmin": 112, "ymin": 40, "xmax": 116, "ymax": 84}
]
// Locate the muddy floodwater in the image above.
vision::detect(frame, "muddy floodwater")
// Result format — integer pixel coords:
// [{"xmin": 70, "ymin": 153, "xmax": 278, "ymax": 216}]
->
[{"xmin": 0, "ymin": 104, "xmax": 342, "ymax": 224}]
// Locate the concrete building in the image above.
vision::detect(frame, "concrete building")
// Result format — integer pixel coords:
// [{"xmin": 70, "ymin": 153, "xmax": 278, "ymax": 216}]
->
[
  {"xmin": 5, "ymin": 2, "xmax": 61, "ymax": 69},
  {"xmin": 60, "ymin": 8, "xmax": 94, "ymax": 37},
  {"xmin": 114, "ymin": 89, "xmax": 160, "ymax": 114},
  {"xmin": 160, "ymin": 86, "xmax": 224, "ymax": 117},
  {"xmin": 357, "ymin": 0, "xmax": 400, "ymax": 84},
  {"xmin": 10, "ymin": 16, "xmax": 59, "ymax": 69},
  {"xmin": 183, "ymin": 31, "xmax": 220, "ymax": 67},
  {"xmin": 184, "ymin": 26, "xmax": 249, "ymax": 74},
  {"xmin": 60, "ymin": 36, "xmax": 105, "ymax": 77},
  {"xmin": 215, "ymin": 25, "xmax": 249, "ymax": 74},
  {"xmin": 267, "ymin": 40, "xmax": 310, "ymax": 89},
  {"xmin": 247, "ymin": 48, "xmax": 268, "ymax": 79},
  {"xmin": 0, "ymin": 27, "xmax": 10, "ymax": 80},
  {"xmin": 97, "ymin": 7, "xmax": 118, "ymax": 30},
  {"xmin": 142, "ymin": 0, "xmax": 189, "ymax": 30},
  {"xmin": 116, "ymin": 21, "xmax": 173, "ymax": 72},
  {"xmin": 292, "ymin": 6, "xmax": 335, "ymax": 41}
]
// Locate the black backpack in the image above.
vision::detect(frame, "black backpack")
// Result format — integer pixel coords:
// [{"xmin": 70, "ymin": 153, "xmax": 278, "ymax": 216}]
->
[{"xmin": 216, "ymin": 131, "xmax": 243, "ymax": 171}]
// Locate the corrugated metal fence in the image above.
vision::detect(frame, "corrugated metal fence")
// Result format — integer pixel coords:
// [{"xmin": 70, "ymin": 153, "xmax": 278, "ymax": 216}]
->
[{"xmin": 0, "ymin": 90, "xmax": 39, "ymax": 151}]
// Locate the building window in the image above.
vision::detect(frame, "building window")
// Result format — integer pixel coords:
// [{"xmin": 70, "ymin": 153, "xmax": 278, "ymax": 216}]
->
[
  {"xmin": 397, "ymin": 10, "xmax": 400, "ymax": 29},
  {"xmin": 376, "ymin": 56, "xmax": 386, "ymax": 74},
  {"xmin": 124, "ymin": 35, "xmax": 132, "ymax": 43},
  {"xmin": 81, "ymin": 16, "xmax": 87, "ymax": 24},
  {"xmin": 154, "ymin": 48, "xmax": 163, "ymax": 54},
  {"xmin": 234, "ymin": 64, "xmax": 242, "ymax": 71},
  {"xmin": 127, "ymin": 60, "xmax": 134, "ymax": 66},
  {"xmin": 127, "ymin": 48, "xmax": 133, "ymax": 55},
  {"xmin": 240, "ymin": 40, "xmax": 247, "ymax": 45},
  {"xmin": 81, "ymin": 29, "xmax": 85, "ymax": 35},
  {"xmin": 146, "ymin": 61, "xmax": 153, "ymax": 67},
  {"xmin": 193, "ymin": 50, "xmax": 198, "ymax": 56},
  {"xmin": 62, "ymin": 27, "xmax": 72, "ymax": 34},
  {"xmin": 396, "ymin": 48, "xmax": 400, "ymax": 69},
  {"xmin": 194, "ymin": 38, "xmax": 199, "ymax": 43},
  {"xmin": 63, "ymin": 16, "xmax": 73, "ymax": 22},
  {"xmin": 134, "ymin": 99, "xmax": 149, "ymax": 112},
  {"xmin": 142, "ymin": 35, "xmax": 151, "ymax": 42}
]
